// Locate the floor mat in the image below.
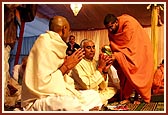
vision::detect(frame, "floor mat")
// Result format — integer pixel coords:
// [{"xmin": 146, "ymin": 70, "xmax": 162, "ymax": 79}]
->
[{"xmin": 106, "ymin": 94, "xmax": 164, "ymax": 111}]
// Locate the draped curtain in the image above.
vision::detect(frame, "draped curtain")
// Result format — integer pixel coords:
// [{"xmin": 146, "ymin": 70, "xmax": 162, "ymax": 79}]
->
[{"xmin": 9, "ymin": 26, "xmax": 164, "ymax": 76}]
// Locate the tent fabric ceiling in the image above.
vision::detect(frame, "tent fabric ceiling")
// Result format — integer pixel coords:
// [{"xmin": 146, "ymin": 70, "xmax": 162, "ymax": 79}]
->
[{"xmin": 35, "ymin": 3, "xmax": 164, "ymax": 30}]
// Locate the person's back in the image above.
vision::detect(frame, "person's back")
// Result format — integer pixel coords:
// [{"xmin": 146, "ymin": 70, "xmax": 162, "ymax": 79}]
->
[{"xmin": 21, "ymin": 16, "xmax": 102, "ymax": 111}]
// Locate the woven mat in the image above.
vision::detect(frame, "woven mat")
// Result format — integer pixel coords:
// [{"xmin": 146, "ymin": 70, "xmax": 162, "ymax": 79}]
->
[
  {"xmin": 105, "ymin": 94, "xmax": 164, "ymax": 111},
  {"xmin": 106, "ymin": 101, "xmax": 164, "ymax": 111}
]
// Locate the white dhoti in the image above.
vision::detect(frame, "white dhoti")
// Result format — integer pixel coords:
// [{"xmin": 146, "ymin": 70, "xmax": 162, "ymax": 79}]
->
[{"xmin": 24, "ymin": 90, "xmax": 102, "ymax": 111}]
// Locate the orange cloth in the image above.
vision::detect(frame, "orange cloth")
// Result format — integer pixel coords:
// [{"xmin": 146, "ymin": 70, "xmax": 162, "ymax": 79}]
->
[
  {"xmin": 152, "ymin": 63, "xmax": 164, "ymax": 94},
  {"xmin": 109, "ymin": 14, "xmax": 154, "ymax": 103}
]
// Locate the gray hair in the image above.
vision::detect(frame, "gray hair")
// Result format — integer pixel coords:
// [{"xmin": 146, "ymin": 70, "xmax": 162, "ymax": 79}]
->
[{"xmin": 80, "ymin": 39, "xmax": 93, "ymax": 48}]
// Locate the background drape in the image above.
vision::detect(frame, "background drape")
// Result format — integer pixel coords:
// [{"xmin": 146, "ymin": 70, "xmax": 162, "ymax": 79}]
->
[{"xmin": 9, "ymin": 26, "xmax": 164, "ymax": 76}]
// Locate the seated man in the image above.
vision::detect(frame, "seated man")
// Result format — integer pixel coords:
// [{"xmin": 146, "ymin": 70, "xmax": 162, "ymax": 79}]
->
[
  {"xmin": 70, "ymin": 39, "xmax": 117, "ymax": 104},
  {"xmin": 21, "ymin": 16, "xmax": 103, "ymax": 111},
  {"xmin": 66, "ymin": 35, "xmax": 80, "ymax": 56}
]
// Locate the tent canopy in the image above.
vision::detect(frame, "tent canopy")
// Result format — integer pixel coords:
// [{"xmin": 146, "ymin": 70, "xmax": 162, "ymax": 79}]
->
[{"xmin": 24, "ymin": 3, "xmax": 164, "ymax": 37}]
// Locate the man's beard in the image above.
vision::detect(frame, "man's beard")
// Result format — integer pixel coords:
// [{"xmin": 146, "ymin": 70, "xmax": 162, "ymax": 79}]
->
[{"xmin": 111, "ymin": 25, "xmax": 119, "ymax": 34}]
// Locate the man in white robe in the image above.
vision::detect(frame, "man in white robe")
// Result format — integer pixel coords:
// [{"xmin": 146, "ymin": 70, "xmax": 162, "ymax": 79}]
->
[
  {"xmin": 70, "ymin": 39, "xmax": 117, "ymax": 104},
  {"xmin": 21, "ymin": 16, "xmax": 102, "ymax": 111}
]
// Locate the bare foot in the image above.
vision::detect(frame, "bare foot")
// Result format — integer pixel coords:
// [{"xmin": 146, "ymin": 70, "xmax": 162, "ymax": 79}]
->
[
  {"xmin": 134, "ymin": 100, "xmax": 141, "ymax": 104},
  {"xmin": 120, "ymin": 99, "xmax": 130, "ymax": 104}
]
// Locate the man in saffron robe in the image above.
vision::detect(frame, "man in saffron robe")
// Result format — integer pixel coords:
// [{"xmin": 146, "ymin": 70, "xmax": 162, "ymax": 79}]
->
[
  {"xmin": 103, "ymin": 14, "xmax": 154, "ymax": 103},
  {"xmin": 21, "ymin": 16, "xmax": 102, "ymax": 111}
]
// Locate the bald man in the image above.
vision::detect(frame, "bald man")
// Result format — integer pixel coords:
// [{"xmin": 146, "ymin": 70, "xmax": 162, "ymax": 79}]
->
[{"xmin": 21, "ymin": 16, "xmax": 102, "ymax": 111}]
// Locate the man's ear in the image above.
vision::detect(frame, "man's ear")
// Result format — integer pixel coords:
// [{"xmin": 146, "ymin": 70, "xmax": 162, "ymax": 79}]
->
[{"xmin": 62, "ymin": 26, "xmax": 66, "ymax": 35}]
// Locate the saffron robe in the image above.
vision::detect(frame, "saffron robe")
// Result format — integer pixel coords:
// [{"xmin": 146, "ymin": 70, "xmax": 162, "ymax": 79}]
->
[
  {"xmin": 21, "ymin": 31, "xmax": 102, "ymax": 111},
  {"xmin": 152, "ymin": 63, "xmax": 164, "ymax": 94},
  {"xmin": 108, "ymin": 14, "xmax": 154, "ymax": 103}
]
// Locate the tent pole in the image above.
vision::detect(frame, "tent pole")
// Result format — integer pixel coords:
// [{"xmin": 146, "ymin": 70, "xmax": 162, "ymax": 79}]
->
[
  {"xmin": 151, "ymin": 5, "xmax": 159, "ymax": 71},
  {"xmin": 14, "ymin": 21, "xmax": 25, "ymax": 65}
]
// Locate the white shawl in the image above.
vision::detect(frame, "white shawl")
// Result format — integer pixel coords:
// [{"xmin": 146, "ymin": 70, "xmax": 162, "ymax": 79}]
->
[{"xmin": 21, "ymin": 31, "xmax": 82, "ymax": 107}]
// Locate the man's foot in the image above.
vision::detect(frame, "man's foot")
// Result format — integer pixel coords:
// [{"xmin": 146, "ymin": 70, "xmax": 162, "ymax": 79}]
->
[
  {"xmin": 120, "ymin": 99, "xmax": 141, "ymax": 104},
  {"xmin": 120, "ymin": 99, "xmax": 130, "ymax": 104},
  {"xmin": 133, "ymin": 100, "xmax": 141, "ymax": 104}
]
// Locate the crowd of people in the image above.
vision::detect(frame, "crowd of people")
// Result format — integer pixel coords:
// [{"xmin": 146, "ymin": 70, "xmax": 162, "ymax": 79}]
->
[{"xmin": 4, "ymin": 13, "xmax": 164, "ymax": 111}]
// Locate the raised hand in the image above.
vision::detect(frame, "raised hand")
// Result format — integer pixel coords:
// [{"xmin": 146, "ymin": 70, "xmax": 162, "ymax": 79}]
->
[
  {"xmin": 65, "ymin": 48, "xmax": 85, "ymax": 69},
  {"xmin": 98, "ymin": 53, "xmax": 115, "ymax": 73},
  {"xmin": 102, "ymin": 55, "xmax": 113, "ymax": 72},
  {"xmin": 60, "ymin": 48, "xmax": 85, "ymax": 75},
  {"xmin": 97, "ymin": 53, "xmax": 107, "ymax": 72}
]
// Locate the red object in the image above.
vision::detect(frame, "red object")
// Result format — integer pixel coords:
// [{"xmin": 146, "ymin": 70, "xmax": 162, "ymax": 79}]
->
[{"xmin": 14, "ymin": 21, "xmax": 25, "ymax": 65}]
